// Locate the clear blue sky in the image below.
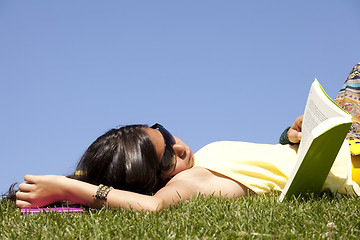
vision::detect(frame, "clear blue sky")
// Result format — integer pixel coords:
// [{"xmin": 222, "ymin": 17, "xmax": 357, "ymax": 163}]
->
[{"xmin": 1, "ymin": 1, "xmax": 359, "ymax": 194}]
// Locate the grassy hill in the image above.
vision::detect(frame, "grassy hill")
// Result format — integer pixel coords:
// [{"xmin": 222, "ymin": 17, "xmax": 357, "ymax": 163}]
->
[{"xmin": 1, "ymin": 193, "xmax": 360, "ymax": 239}]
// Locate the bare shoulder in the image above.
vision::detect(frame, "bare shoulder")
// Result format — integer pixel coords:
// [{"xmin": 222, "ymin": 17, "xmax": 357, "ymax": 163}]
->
[
  {"xmin": 170, "ymin": 166, "xmax": 212, "ymax": 180},
  {"xmin": 164, "ymin": 167, "xmax": 253, "ymax": 198},
  {"xmin": 153, "ymin": 167, "xmax": 253, "ymax": 209}
]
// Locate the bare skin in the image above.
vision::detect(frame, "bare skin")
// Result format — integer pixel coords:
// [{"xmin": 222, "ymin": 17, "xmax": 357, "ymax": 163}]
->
[
  {"xmin": 287, "ymin": 115, "xmax": 303, "ymax": 144},
  {"xmin": 16, "ymin": 126, "xmax": 253, "ymax": 211},
  {"xmin": 16, "ymin": 167, "xmax": 251, "ymax": 211},
  {"xmin": 16, "ymin": 116, "xmax": 303, "ymax": 211}
]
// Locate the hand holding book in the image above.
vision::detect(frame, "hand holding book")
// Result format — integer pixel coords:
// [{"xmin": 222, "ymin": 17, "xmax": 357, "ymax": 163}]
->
[
  {"xmin": 287, "ymin": 115, "xmax": 303, "ymax": 144},
  {"xmin": 279, "ymin": 79, "xmax": 352, "ymax": 201}
]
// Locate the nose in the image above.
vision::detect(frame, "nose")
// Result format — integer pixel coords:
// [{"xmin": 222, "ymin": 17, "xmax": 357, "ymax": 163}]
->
[{"xmin": 173, "ymin": 144, "xmax": 186, "ymax": 158}]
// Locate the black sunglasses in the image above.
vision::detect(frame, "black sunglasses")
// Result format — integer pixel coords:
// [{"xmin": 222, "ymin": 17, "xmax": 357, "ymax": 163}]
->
[{"xmin": 150, "ymin": 123, "xmax": 177, "ymax": 177}]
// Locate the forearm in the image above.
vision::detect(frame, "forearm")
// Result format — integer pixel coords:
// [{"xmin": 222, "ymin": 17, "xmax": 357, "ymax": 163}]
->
[
  {"xmin": 17, "ymin": 174, "xmax": 180, "ymax": 211},
  {"xmin": 62, "ymin": 178, "xmax": 163, "ymax": 211}
]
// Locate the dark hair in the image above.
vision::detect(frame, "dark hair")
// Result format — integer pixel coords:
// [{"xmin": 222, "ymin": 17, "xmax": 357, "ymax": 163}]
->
[
  {"xmin": 2, "ymin": 124, "xmax": 161, "ymax": 203},
  {"xmin": 2, "ymin": 183, "xmax": 18, "ymax": 203},
  {"xmin": 73, "ymin": 124, "xmax": 163, "ymax": 195}
]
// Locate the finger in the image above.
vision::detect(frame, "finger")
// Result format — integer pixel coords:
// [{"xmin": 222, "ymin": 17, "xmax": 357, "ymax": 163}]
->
[
  {"xmin": 288, "ymin": 129, "xmax": 301, "ymax": 143},
  {"xmin": 16, "ymin": 199, "xmax": 31, "ymax": 208},
  {"xmin": 292, "ymin": 133, "xmax": 301, "ymax": 141},
  {"xmin": 294, "ymin": 125, "xmax": 302, "ymax": 132},
  {"xmin": 24, "ymin": 175, "xmax": 37, "ymax": 183},
  {"xmin": 16, "ymin": 191, "xmax": 32, "ymax": 202},
  {"xmin": 18, "ymin": 182, "xmax": 35, "ymax": 192}
]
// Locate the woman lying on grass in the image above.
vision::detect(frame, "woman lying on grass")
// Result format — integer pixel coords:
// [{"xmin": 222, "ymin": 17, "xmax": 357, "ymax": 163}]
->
[{"xmin": 15, "ymin": 63, "xmax": 360, "ymax": 211}]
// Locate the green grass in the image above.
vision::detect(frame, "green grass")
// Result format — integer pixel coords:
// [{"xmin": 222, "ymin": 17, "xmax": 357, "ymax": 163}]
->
[{"xmin": 1, "ymin": 193, "xmax": 360, "ymax": 239}]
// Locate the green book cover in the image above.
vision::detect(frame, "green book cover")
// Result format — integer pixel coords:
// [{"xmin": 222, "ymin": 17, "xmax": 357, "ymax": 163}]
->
[{"xmin": 279, "ymin": 80, "xmax": 352, "ymax": 201}]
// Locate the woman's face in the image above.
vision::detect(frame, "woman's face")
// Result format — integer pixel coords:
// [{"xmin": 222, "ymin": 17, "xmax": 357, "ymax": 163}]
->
[{"xmin": 145, "ymin": 127, "xmax": 195, "ymax": 178}]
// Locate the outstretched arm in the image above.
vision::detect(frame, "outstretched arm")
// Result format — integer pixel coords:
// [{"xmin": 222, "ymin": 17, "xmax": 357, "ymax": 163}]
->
[
  {"xmin": 16, "ymin": 167, "xmax": 248, "ymax": 211},
  {"xmin": 15, "ymin": 172, "xmax": 202, "ymax": 211},
  {"xmin": 16, "ymin": 175, "xmax": 169, "ymax": 211}
]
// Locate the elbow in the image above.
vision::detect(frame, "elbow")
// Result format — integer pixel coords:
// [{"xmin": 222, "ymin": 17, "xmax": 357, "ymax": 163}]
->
[
  {"xmin": 146, "ymin": 201, "xmax": 165, "ymax": 212},
  {"xmin": 147, "ymin": 206, "xmax": 161, "ymax": 212},
  {"xmin": 143, "ymin": 198, "xmax": 167, "ymax": 212},
  {"xmin": 122, "ymin": 197, "xmax": 165, "ymax": 212}
]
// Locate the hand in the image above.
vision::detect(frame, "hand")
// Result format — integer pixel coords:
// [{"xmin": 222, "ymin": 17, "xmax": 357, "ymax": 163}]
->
[
  {"xmin": 287, "ymin": 115, "xmax": 303, "ymax": 144},
  {"xmin": 16, "ymin": 175, "xmax": 68, "ymax": 208}
]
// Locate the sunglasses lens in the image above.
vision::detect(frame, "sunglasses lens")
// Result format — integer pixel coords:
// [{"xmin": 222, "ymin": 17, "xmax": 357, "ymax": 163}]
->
[
  {"xmin": 151, "ymin": 124, "xmax": 177, "ymax": 176},
  {"xmin": 160, "ymin": 150, "xmax": 176, "ymax": 174}
]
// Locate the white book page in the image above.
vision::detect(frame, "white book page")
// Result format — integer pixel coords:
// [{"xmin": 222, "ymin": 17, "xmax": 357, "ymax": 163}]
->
[
  {"xmin": 297, "ymin": 79, "xmax": 350, "ymax": 159},
  {"xmin": 279, "ymin": 79, "xmax": 351, "ymax": 202}
]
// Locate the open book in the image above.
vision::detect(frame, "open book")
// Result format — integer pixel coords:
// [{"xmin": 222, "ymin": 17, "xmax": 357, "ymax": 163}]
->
[{"xmin": 279, "ymin": 79, "xmax": 352, "ymax": 201}]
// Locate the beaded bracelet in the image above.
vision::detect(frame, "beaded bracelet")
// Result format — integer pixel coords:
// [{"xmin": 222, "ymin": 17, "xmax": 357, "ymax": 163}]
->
[{"xmin": 93, "ymin": 184, "xmax": 114, "ymax": 200}]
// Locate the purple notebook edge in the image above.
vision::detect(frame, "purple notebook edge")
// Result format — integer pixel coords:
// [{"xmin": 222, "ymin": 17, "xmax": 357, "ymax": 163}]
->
[{"xmin": 21, "ymin": 207, "xmax": 84, "ymax": 213}]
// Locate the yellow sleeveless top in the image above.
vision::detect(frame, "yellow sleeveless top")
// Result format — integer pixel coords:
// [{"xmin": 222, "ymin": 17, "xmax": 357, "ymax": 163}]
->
[{"xmin": 194, "ymin": 140, "xmax": 360, "ymax": 195}]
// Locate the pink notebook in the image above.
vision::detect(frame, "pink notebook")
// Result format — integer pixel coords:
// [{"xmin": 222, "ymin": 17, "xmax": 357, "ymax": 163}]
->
[{"xmin": 21, "ymin": 207, "xmax": 83, "ymax": 213}]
